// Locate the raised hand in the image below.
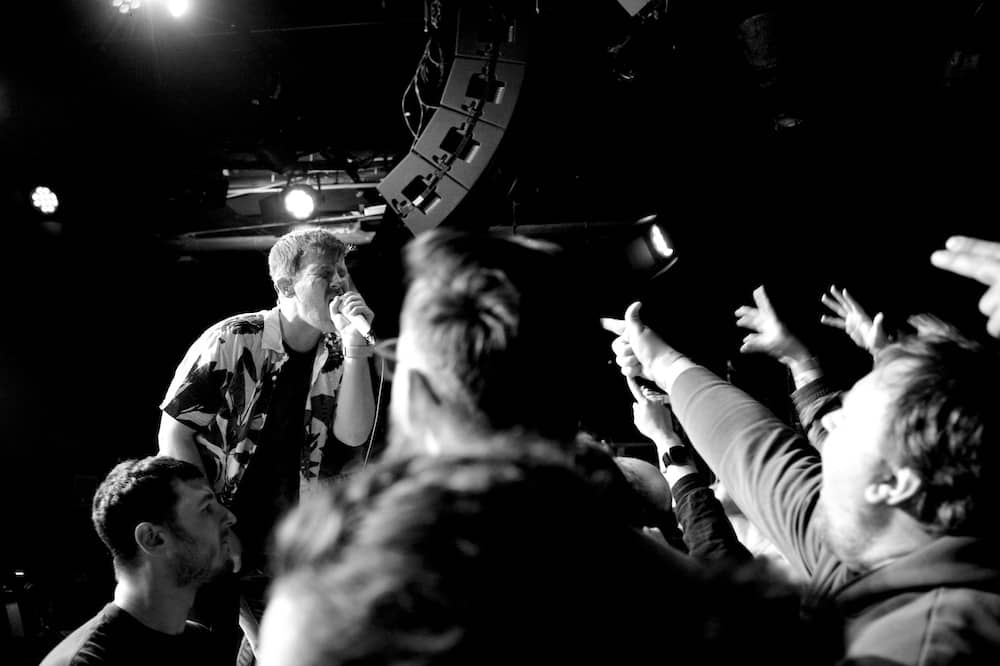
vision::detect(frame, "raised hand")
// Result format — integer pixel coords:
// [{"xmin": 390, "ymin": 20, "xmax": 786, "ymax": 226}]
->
[
  {"xmin": 330, "ymin": 291, "xmax": 375, "ymax": 342},
  {"xmin": 819, "ymin": 285, "xmax": 888, "ymax": 355},
  {"xmin": 601, "ymin": 302, "xmax": 677, "ymax": 381},
  {"xmin": 626, "ymin": 377, "xmax": 681, "ymax": 446},
  {"xmin": 931, "ymin": 236, "xmax": 1000, "ymax": 338},
  {"xmin": 734, "ymin": 286, "xmax": 809, "ymax": 364}
]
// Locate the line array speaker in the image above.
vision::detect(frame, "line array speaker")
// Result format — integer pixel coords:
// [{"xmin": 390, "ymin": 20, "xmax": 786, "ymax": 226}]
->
[{"xmin": 377, "ymin": 4, "xmax": 528, "ymax": 236}]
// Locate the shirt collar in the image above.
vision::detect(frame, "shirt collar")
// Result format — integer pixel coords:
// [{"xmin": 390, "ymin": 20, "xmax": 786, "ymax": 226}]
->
[
  {"xmin": 262, "ymin": 306, "xmax": 285, "ymax": 355},
  {"xmin": 263, "ymin": 305, "xmax": 336, "ymax": 366}
]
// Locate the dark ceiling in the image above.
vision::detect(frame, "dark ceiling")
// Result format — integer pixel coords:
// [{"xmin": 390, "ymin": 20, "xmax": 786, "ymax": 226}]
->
[{"xmin": 2, "ymin": 1, "xmax": 996, "ymax": 239}]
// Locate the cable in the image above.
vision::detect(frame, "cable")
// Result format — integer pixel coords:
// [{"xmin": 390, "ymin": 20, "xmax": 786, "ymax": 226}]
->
[{"xmin": 362, "ymin": 350, "xmax": 387, "ymax": 468}]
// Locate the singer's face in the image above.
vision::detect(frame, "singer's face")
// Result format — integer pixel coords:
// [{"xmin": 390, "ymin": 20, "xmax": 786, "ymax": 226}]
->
[{"xmin": 292, "ymin": 248, "xmax": 349, "ymax": 333}]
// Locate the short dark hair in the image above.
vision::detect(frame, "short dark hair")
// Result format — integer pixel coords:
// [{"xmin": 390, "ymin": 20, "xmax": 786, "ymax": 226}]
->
[
  {"xmin": 92, "ymin": 456, "xmax": 205, "ymax": 565},
  {"xmin": 400, "ymin": 230, "xmax": 599, "ymax": 441},
  {"xmin": 876, "ymin": 334, "xmax": 1000, "ymax": 535}
]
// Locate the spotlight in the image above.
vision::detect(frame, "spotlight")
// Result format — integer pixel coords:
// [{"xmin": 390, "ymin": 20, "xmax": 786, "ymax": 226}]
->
[
  {"xmin": 30, "ymin": 186, "xmax": 59, "ymax": 215},
  {"xmin": 282, "ymin": 185, "xmax": 318, "ymax": 221},
  {"xmin": 649, "ymin": 224, "xmax": 674, "ymax": 258},
  {"xmin": 166, "ymin": 0, "xmax": 190, "ymax": 18},
  {"xmin": 626, "ymin": 214, "xmax": 677, "ymax": 280}
]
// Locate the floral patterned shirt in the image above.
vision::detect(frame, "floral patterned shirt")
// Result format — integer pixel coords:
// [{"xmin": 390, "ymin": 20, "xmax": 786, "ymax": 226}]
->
[{"xmin": 160, "ymin": 307, "xmax": 350, "ymax": 504}]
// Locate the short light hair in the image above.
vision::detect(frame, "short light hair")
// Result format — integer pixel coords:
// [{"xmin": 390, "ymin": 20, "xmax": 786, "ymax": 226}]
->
[
  {"xmin": 267, "ymin": 227, "xmax": 348, "ymax": 285},
  {"xmin": 875, "ymin": 333, "xmax": 1000, "ymax": 535}
]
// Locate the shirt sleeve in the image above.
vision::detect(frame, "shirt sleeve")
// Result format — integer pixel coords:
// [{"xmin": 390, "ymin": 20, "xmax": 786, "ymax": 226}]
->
[
  {"xmin": 671, "ymin": 366, "xmax": 825, "ymax": 579},
  {"xmin": 790, "ymin": 378, "xmax": 844, "ymax": 451},
  {"xmin": 160, "ymin": 326, "xmax": 231, "ymax": 431},
  {"xmin": 672, "ymin": 472, "xmax": 753, "ymax": 565}
]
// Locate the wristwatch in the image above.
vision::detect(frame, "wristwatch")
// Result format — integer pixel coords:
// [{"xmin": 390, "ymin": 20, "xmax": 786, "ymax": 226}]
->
[{"xmin": 661, "ymin": 443, "xmax": 692, "ymax": 468}]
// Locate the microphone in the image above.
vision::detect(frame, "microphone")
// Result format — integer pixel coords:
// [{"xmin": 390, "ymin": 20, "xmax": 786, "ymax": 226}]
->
[{"xmin": 329, "ymin": 292, "xmax": 373, "ymax": 340}]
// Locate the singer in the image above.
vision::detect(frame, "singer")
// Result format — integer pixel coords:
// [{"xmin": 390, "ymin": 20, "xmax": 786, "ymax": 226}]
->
[{"xmin": 156, "ymin": 226, "xmax": 375, "ymax": 663}]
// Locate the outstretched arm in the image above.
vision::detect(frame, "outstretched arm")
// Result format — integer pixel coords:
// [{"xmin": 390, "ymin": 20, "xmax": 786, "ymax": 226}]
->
[{"xmin": 603, "ymin": 304, "xmax": 824, "ymax": 577}]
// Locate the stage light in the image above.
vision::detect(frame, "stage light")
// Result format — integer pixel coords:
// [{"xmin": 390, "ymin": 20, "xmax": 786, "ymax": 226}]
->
[
  {"xmin": 167, "ymin": 0, "xmax": 189, "ymax": 18},
  {"xmin": 283, "ymin": 185, "xmax": 317, "ymax": 221},
  {"xmin": 649, "ymin": 224, "xmax": 674, "ymax": 258},
  {"xmin": 30, "ymin": 186, "xmax": 59, "ymax": 215},
  {"xmin": 626, "ymin": 214, "xmax": 677, "ymax": 280}
]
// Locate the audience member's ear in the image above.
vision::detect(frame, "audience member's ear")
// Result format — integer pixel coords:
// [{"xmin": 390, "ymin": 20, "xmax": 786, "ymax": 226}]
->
[
  {"xmin": 864, "ymin": 468, "xmax": 923, "ymax": 507},
  {"xmin": 134, "ymin": 522, "xmax": 167, "ymax": 557}
]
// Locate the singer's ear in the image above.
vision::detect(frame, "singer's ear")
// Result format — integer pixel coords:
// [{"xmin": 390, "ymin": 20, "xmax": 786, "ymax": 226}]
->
[{"xmin": 275, "ymin": 277, "xmax": 294, "ymax": 299}]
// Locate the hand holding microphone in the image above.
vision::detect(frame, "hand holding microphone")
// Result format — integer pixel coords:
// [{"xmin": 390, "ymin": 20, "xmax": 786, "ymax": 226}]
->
[{"xmin": 330, "ymin": 290, "xmax": 375, "ymax": 343}]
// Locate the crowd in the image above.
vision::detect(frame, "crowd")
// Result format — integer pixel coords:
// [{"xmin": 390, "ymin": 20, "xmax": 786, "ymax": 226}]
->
[{"xmin": 39, "ymin": 228, "xmax": 1000, "ymax": 665}]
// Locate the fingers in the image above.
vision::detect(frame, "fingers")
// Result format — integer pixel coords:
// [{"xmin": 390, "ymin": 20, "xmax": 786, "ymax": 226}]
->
[
  {"xmin": 739, "ymin": 333, "xmax": 760, "ymax": 354},
  {"xmin": 338, "ymin": 292, "xmax": 374, "ymax": 322},
  {"xmin": 624, "ymin": 301, "xmax": 644, "ymax": 330},
  {"xmin": 734, "ymin": 306, "xmax": 760, "ymax": 331},
  {"xmin": 945, "ymin": 236, "xmax": 1000, "ymax": 260},
  {"xmin": 820, "ymin": 315, "xmax": 846, "ymax": 330},
  {"xmin": 989, "ymin": 311, "xmax": 1000, "ymax": 339},
  {"xmin": 626, "ymin": 376, "xmax": 646, "ymax": 402},
  {"xmin": 641, "ymin": 386, "xmax": 670, "ymax": 404},
  {"xmin": 932, "ymin": 250, "xmax": 1000, "ymax": 286},
  {"xmin": 839, "ymin": 288, "xmax": 870, "ymax": 319},
  {"xmin": 820, "ymin": 292, "xmax": 847, "ymax": 318},
  {"xmin": 611, "ymin": 336, "xmax": 631, "ymax": 358},
  {"xmin": 752, "ymin": 285, "xmax": 772, "ymax": 313},
  {"xmin": 611, "ymin": 335, "xmax": 643, "ymax": 377},
  {"xmin": 601, "ymin": 317, "xmax": 626, "ymax": 336},
  {"xmin": 980, "ymin": 284, "xmax": 1000, "ymax": 335}
]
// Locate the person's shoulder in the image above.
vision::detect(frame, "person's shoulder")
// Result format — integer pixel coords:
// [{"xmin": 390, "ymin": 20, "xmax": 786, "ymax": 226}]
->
[
  {"xmin": 38, "ymin": 605, "xmax": 116, "ymax": 666},
  {"xmin": 848, "ymin": 586, "xmax": 1000, "ymax": 663},
  {"xmin": 213, "ymin": 311, "xmax": 267, "ymax": 337},
  {"xmin": 189, "ymin": 311, "xmax": 269, "ymax": 356}
]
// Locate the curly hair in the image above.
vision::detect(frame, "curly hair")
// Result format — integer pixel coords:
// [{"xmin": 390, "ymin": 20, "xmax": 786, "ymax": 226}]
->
[
  {"xmin": 91, "ymin": 456, "xmax": 204, "ymax": 565},
  {"xmin": 267, "ymin": 227, "xmax": 348, "ymax": 286},
  {"xmin": 875, "ymin": 334, "xmax": 1000, "ymax": 535}
]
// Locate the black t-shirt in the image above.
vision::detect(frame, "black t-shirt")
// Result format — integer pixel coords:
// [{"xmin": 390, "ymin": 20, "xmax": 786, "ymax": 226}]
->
[
  {"xmin": 230, "ymin": 342, "xmax": 315, "ymax": 571},
  {"xmin": 39, "ymin": 603, "xmax": 215, "ymax": 666}
]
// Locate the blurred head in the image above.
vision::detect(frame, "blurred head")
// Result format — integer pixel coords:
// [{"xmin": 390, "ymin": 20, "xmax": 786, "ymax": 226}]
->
[
  {"xmin": 615, "ymin": 456, "xmax": 673, "ymax": 528},
  {"xmin": 269, "ymin": 227, "xmax": 350, "ymax": 333},
  {"xmin": 92, "ymin": 457, "xmax": 236, "ymax": 585},
  {"xmin": 261, "ymin": 448, "xmax": 691, "ymax": 666},
  {"xmin": 389, "ymin": 230, "xmax": 600, "ymax": 453},
  {"xmin": 816, "ymin": 334, "xmax": 1000, "ymax": 569}
]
